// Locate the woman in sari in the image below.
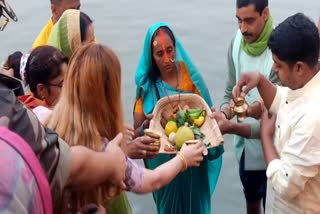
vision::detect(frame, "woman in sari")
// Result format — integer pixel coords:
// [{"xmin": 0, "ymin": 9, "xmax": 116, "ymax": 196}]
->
[
  {"xmin": 46, "ymin": 43, "xmax": 205, "ymax": 213},
  {"xmin": 47, "ymin": 9, "xmax": 94, "ymax": 58},
  {"xmin": 133, "ymin": 22, "xmax": 224, "ymax": 214},
  {"xmin": 18, "ymin": 45, "xmax": 68, "ymax": 123}
]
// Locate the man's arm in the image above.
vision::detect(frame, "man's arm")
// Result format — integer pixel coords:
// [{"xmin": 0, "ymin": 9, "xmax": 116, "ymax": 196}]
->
[
  {"xmin": 260, "ymin": 110, "xmax": 279, "ymax": 165},
  {"xmin": 220, "ymin": 39, "xmax": 236, "ymax": 119},
  {"xmin": 214, "ymin": 39, "xmax": 253, "ymax": 138},
  {"xmin": 257, "ymin": 74, "xmax": 277, "ymax": 109},
  {"xmin": 234, "ymin": 72, "xmax": 277, "ymax": 110},
  {"xmin": 246, "ymin": 70, "xmax": 280, "ymax": 120},
  {"xmin": 233, "ymin": 70, "xmax": 277, "ymax": 138},
  {"xmin": 216, "ymin": 39, "xmax": 260, "ymax": 138},
  {"xmin": 264, "ymin": 114, "xmax": 320, "ymax": 199}
]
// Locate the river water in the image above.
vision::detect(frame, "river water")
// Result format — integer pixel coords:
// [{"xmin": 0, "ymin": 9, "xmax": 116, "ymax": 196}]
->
[{"xmin": 0, "ymin": 0, "xmax": 319, "ymax": 213}]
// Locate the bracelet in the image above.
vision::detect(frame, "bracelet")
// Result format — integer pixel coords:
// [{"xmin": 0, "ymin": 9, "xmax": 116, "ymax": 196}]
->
[{"xmin": 176, "ymin": 152, "xmax": 188, "ymax": 172}]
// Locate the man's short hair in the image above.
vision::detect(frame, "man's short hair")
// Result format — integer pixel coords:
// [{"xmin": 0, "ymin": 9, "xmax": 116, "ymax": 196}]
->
[
  {"xmin": 50, "ymin": 0, "xmax": 62, "ymax": 5},
  {"xmin": 236, "ymin": 0, "xmax": 268, "ymax": 15},
  {"xmin": 268, "ymin": 13, "xmax": 320, "ymax": 68}
]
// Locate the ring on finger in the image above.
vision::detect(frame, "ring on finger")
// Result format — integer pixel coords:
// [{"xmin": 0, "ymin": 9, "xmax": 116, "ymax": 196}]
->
[{"xmin": 142, "ymin": 149, "xmax": 147, "ymax": 156}]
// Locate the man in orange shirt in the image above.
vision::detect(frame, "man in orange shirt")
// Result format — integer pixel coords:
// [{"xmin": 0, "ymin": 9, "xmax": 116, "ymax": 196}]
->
[{"xmin": 32, "ymin": 0, "xmax": 80, "ymax": 48}]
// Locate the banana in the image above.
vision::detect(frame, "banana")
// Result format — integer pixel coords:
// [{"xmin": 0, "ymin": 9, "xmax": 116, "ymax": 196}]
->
[
  {"xmin": 186, "ymin": 108, "xmax": 202, "ymax": 114},
  {"xmin": 193, "ymin": 116, "xmax": 205, "ymax": 127},
  {"xmin": 187, "ymin": 109, "xmax": 204, "ymax": 120}
]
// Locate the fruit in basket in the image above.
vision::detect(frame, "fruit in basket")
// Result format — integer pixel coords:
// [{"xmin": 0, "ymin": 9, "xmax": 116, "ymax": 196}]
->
[
  {"xmin": 165, "ymin": 121, "xmax": 178, "ymax": 136},
  {"xmin": 175, "ymin": 125, "xmax": 195, "ymax": 150},
  {"xmin": 168, "ymin": 132, "xmax": 176, "ymax": 144},
  {"xmin": 187, "ymin": 108, "xmax": 204, "ymax": 120},
  {"xmin": 186, "ymin": 108, "xmax": 206, "ymax": 127},
  {"xmin": 193, "ymin": 115, "xmax": 205, "ymax": 127}
]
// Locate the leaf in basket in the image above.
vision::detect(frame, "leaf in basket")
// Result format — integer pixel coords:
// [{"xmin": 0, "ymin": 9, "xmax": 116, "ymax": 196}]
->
[
  {"xmin": 186, "ymin": 109, "xmax": 203, "ymax": 120},
  {"xmin": 190, "ymin": 126, "xmax": 205, "ymax": 140},
  {"xmin": 176, "ymin": 110, "xmax": 187, "ymax": 127}
]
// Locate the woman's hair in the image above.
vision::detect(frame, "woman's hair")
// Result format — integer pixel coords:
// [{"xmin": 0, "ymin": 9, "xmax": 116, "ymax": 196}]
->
[
  {"xmin": 25, "ymin": 46, "xmax": 68, "ymax": 98},
  {"xmin": 149, "ymin": 26, "xmax": 175, "ymax": 81},
  {"xmin": 4, "ymin": 51, "xmax": 23, "ymax": 79},
  {"xmin": 46, "ymin": 43, "xmax": 124, "ymax": 211},
  {"xmin": 80, "ymin": 11, "xmax": 93, "ymax": 42}
]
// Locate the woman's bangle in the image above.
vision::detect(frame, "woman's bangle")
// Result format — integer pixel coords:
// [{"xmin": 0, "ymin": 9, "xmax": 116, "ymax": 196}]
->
[{"xmin": 176, "ymin": 152, "xmax": 188, "ymax": 172}]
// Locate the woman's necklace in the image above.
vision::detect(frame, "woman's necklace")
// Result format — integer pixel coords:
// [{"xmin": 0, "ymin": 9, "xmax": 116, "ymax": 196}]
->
[{"xmin": 160, "ymin": 62, "xmax": 181, "ymax": 111}]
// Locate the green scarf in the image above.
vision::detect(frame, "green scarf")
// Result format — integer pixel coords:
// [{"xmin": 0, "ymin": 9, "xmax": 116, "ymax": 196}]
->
[
  {"xmin": 47, "ymin": 9, "xmax": 81, "ymax": 58},
  {"xmin": 241, "ymin": 15, "xmax": 273, "ymax": 56}
]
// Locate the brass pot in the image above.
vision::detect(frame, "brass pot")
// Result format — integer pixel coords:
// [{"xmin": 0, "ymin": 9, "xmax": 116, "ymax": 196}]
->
[
  {"xmin": 144, "ymin": 129, "xmax": 161, "ymax": 148},
  {"xmin": 231, "ymin": 97, "xmax": 248, "ymax": 122}
]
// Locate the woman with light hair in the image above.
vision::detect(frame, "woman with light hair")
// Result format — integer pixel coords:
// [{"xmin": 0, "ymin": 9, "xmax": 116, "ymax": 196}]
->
[{"xmin": 46, "ymin": 43, "xmax": 204, "ymax": 213}]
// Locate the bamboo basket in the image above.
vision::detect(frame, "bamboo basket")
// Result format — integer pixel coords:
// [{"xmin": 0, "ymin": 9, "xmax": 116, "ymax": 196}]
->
[{"xmin": 149, "ymin": 93, "xmax": 224, "ymax": 154}]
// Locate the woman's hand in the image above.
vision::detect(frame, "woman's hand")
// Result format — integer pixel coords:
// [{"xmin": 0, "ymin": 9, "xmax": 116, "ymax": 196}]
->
[
  {"xmin": 127, "ymin": 136, "xmax": 160, "ymax": 159},
  {"xmin": 124, "ymin": 123, "xmax": 134, "ymax": 141},
  {"xmin": 179, "ymin": 141, "xmax": 204, "ymax": 167}
]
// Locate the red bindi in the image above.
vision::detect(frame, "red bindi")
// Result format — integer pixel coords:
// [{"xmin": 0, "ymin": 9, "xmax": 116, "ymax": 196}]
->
[{"xmin": 159, "ymin": 30, "xmax": 169, "ymax": 62}]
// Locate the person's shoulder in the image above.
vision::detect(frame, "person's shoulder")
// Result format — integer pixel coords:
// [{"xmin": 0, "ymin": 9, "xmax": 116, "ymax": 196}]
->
[
  {"xmin": 230, "ymin": 30, "xmax": 241, "ymax": 46},
  {"xmin": 226, "ymin": 30, "xmax": 240, "ymax": 57},
  {"xmin": 296, "ymin": 99, "xmax": 320, "ymax": 131},
  {"xmin": 32, "ymin": 18, "xmax": 54, "ymax": 49}
]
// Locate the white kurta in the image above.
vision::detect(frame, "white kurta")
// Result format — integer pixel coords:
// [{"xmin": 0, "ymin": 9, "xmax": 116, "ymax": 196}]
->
[{"xmin": 266, "ymin": 71, "xmax": 320, "ymax": 213}]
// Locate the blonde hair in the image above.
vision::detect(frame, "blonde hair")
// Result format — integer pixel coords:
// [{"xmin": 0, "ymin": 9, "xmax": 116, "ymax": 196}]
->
[{"xmin": 47, "ymin": 43, "xmax": 124, "ymax": 211}]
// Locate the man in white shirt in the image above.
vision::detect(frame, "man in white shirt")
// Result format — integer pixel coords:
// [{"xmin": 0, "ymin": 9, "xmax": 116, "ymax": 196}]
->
[{"xmin": 233, "ymin": 13, "xmax": 320, "ymax": 213}]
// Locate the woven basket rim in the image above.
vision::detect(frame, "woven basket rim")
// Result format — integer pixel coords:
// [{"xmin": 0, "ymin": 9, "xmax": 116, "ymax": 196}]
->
[{"xmin": 148, "ymin": 93, "xmax": 224, "ymax": 154}]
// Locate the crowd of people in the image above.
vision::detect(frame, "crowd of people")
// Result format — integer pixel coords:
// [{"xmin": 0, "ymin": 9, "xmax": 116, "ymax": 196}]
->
[{"xmin": 0, "ymin": 0, "xmax": 320, "ymax": 213}]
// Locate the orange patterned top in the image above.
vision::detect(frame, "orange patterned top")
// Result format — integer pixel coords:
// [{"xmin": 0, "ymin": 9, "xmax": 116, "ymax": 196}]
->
[{"xmin": 134, "ymin": 62, "xmax": 199, "ymax": 114}]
